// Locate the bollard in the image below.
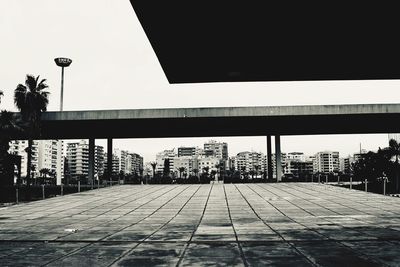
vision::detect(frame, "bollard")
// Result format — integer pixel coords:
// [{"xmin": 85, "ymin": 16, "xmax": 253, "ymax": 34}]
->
[
  {"xmin": 61, "ymin": 184, "xmax": 64, "ymax": 196},
  {"xmin": 350, "ymin": 176, "xmax": 352, "ymax": 190},
  {"xmin": 42, "ymin": 184, "xmax": 45, "ymax": 200},
  {"xmin": 16, "ymin": 189, "xmax": 19, "ymax": 204},
  {"xmin": 383, "ymin": 178, "xmax": 387, "ymax": 196},
  {"xmin": 97, "ymin": 179, "xmax": 100, "ymax": 189},
  {"xmin": 325, "ymin": 175, "xmax": 328, "ymax": 183},
  {"xmin": 78, "ymin": 181, "xmax": 81, "ymax": 193},
  {"xmin": 365, "ymin": 179, "xmax": 368, "ymax": 192},
  {"xmin": 337, "ymin": 175, "xmax": 340, "ymax": 184},
  {"xmin": 318, "ymin": 175, "xmax": 320, "ymax": 183},
  {"xmin": 91, "ymin": 179, "xmax": 94, "ymax": 190}
]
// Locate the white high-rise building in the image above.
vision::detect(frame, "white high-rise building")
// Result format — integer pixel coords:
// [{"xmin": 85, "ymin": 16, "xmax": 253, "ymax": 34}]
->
[
  {"xmin": 235, "ymin": 151, "xmax": 266, "ymax": 176},
  {"xmin": 155, "ymin": 149, "xmax": 177, "ymax": 174},
  {"xmin": 66, "ymin": 140, "xmax": 104, "ymax": 178},
  {"xmin": 286, "ymin": 152, "xmax": 305, "ymax": 162},
  {"xmin": 9, "ymin": 140, "xmax": 63, "ymax": 179},
  {"xmin": 204, "ymin": 140, "xmax": 228, "ymax": 160},
  {"xmin": 113, "ymin": 148, "xmax": 129, "ymax": 174},
  {"xmin": 313, "ymin": 151, "xmax": 340, "ymax": 173}
]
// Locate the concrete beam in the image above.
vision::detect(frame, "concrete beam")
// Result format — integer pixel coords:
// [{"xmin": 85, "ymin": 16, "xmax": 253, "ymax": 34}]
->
[{"xmin": 9, "ymin": 104, "xmax": 400, "ymax": 140}]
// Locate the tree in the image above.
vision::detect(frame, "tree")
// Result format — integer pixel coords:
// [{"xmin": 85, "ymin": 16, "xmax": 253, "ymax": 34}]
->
[
  {"xmin": 0, "ymin": 111, "xmax": 20, "ymax": 185},
  {"xmin": 352, "ymin": 150, "xmax": 388, "ymax": 185},
  {"xmin": 150, "ymin": 161, "xmax": 157, "ymax": 180},
  {"xmin": 388, "ymin": 139, "xmax": 400, "ymax": 192},
  {"xmin": 39, "ymin": 168, "xmax": 51, "ymax": 185},
  {"xmin": 201, "ymin": 166, "xmax": 210, "ymax": 183},
  {"xmin": 210, "ymin": 170, "xmax": 217, "ymax": 180},
  {"xmin": 14, "ymin": 75, "xmax": 49, "ymax": 192},
  {"xmin": 249, "ymin": 170, "xmax": 255, "ymax": 180},
  {"xmin": 0, "ymin": 91, "xmax": 23, "ymax": 186},
  {"xmin": 215, "ymin": 162, "xmax": 223, "ymax": 181},
  {"xmin": 240, "ymin": 166, "xmax": 246, "ymax": 179},
  {"xmin": 254, "ymin": 165, "xmax": 260, "ymax": 178},
  {"xmin": 178, "ymin": 167, "xmax": 185, "ymax": 179},
  {"xmin": 39, "ymin": 168, "xmax": 50, "ymax": 178},
  {"xmin": 163, "ymin": 159, "xmax": 170, "ymax": 177}
]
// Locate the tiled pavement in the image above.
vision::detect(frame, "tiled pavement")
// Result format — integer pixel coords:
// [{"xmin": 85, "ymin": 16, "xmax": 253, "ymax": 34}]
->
[{"xmin": 1, "ymin": 183, "xmax": 400, "ymax": 266}]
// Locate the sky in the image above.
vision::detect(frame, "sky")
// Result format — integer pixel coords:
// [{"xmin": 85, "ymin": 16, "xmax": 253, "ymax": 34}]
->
[{"xmin": 0, "ymin": 0, "xmax": 397, "ymax": 162}]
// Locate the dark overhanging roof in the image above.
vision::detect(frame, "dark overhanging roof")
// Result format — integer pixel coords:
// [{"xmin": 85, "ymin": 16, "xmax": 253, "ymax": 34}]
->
[
  {"xmin": 130, "ymin": 2, "xmax": 400, "ymax": 84},
  {"xmin": 10, "ymin": 104, "xmax": 400, "ymax": 140}
]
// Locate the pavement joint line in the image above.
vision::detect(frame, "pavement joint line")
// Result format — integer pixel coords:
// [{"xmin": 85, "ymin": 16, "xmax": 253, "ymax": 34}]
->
[
  {"xmin": 53, "ymin": 185, "xmax": 167, "ymax": 240},
  {"xmin": 95, "ymin": 185, "xmax": 183, "ymax": 241},
  {"xmin": 107, "ymin": 185, "xmax": 200, "ymax": 267},
  {"xmin": 234, "ymin": 184, "xmax": 319, "ymax": 267},
  {"xmin": 41, "ymin": 185, "xmax": 181, "ymax": 266},
  {"xmin": 40, "ymin": 242, "xmax": 94, "ymax": 267},
  {"xmin": 274, "ymin": 184, "xmax": 382, "ymax": 224},
  {"xmin": 295, "ymin": 183, "xmax": 400, "ymax": 214},
  {"xmin": 250, "ymin": 184, "xmax": 393, "ymax": 267},
  {"xmin": 281, "ymin": 183, "xmax": 400, "ymax": 234},
  {"xmin": 222, "ymin": 184, "xmax": 250, "ymax": 267},
  {"xmin": 256, "ymin": 184, "xmax": 317, "ymax": 216},
  {"xmin": 5, "ymin": 186, "xmax": 159, "ymax": 234},
  {"xmin": 176, "ymin": 184, "xmax": 214, "ymax": 267}
]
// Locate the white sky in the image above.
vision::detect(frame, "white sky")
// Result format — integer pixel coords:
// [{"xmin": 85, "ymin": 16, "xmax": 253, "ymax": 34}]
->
[{"xmin": 0, "ymin": 0, "xmax": 397, "ymax": 162}]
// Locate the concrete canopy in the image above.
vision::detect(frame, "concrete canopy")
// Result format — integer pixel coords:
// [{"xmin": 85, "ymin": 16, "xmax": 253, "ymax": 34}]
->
[
  {"xmin": 12, "ymin": 104, "xmax": 400, "ymax": 140},
  {"xmin": 130, "ymin": 2, "xmax": 400, "ymax": 84}
]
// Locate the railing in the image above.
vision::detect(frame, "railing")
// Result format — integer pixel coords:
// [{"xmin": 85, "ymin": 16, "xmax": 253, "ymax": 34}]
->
[{"xmin": 0, "ymin": 180, "xmax": 121, "ymax": 205}]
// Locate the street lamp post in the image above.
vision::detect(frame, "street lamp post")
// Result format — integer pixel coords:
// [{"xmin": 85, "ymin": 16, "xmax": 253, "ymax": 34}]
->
[
  {"xmin": 54, "ymin": 58, "xmax": 72, "ymax": 111},
  {"xmin": 54, "ymin": 58, "xmax": 72, "ymax": 185}
]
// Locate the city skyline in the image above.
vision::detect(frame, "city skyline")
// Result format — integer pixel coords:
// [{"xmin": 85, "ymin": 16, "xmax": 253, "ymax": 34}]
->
[{"xmin": 91, "ymin": 134, "xmax": 390, "ymax": 163}]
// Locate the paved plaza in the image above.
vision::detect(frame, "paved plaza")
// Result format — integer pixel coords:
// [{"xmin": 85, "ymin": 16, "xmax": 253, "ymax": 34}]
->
[{"xmin": 1, "ymin": 183, "xmax": 400, "ymax": 266}]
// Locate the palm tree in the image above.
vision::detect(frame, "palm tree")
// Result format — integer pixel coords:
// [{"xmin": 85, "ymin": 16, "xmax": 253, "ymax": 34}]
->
[
  {"xmin": 178, "ymin": 167, "xmax": 185, "ymax": 179},
  {"xmin": 14, "ymin": 75, "xmax": 49, "ymax": 190},
  {"xmin": 150, "ymin": 161, "xmax": 157, "ymax": 178}
]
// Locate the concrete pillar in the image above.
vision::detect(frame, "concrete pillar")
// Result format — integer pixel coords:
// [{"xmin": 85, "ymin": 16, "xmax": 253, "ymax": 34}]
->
[
  {"xmin": 107, "ymin": 138, "xmax": 113, "ymax": 179},
  {"xmin": 275, "ymin": 135, "xmax": 282, "ymax": 182},
  {"xmin": 88, "ymin": 138, "xmax": 95, "ymax": 186},
  {"xmin": 266, "ymin": 135, "xmax": 273, "ymax": 181},
  {"xmin": 56, "ymin": 140, "xmax": 62, "ymax": 185}
]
